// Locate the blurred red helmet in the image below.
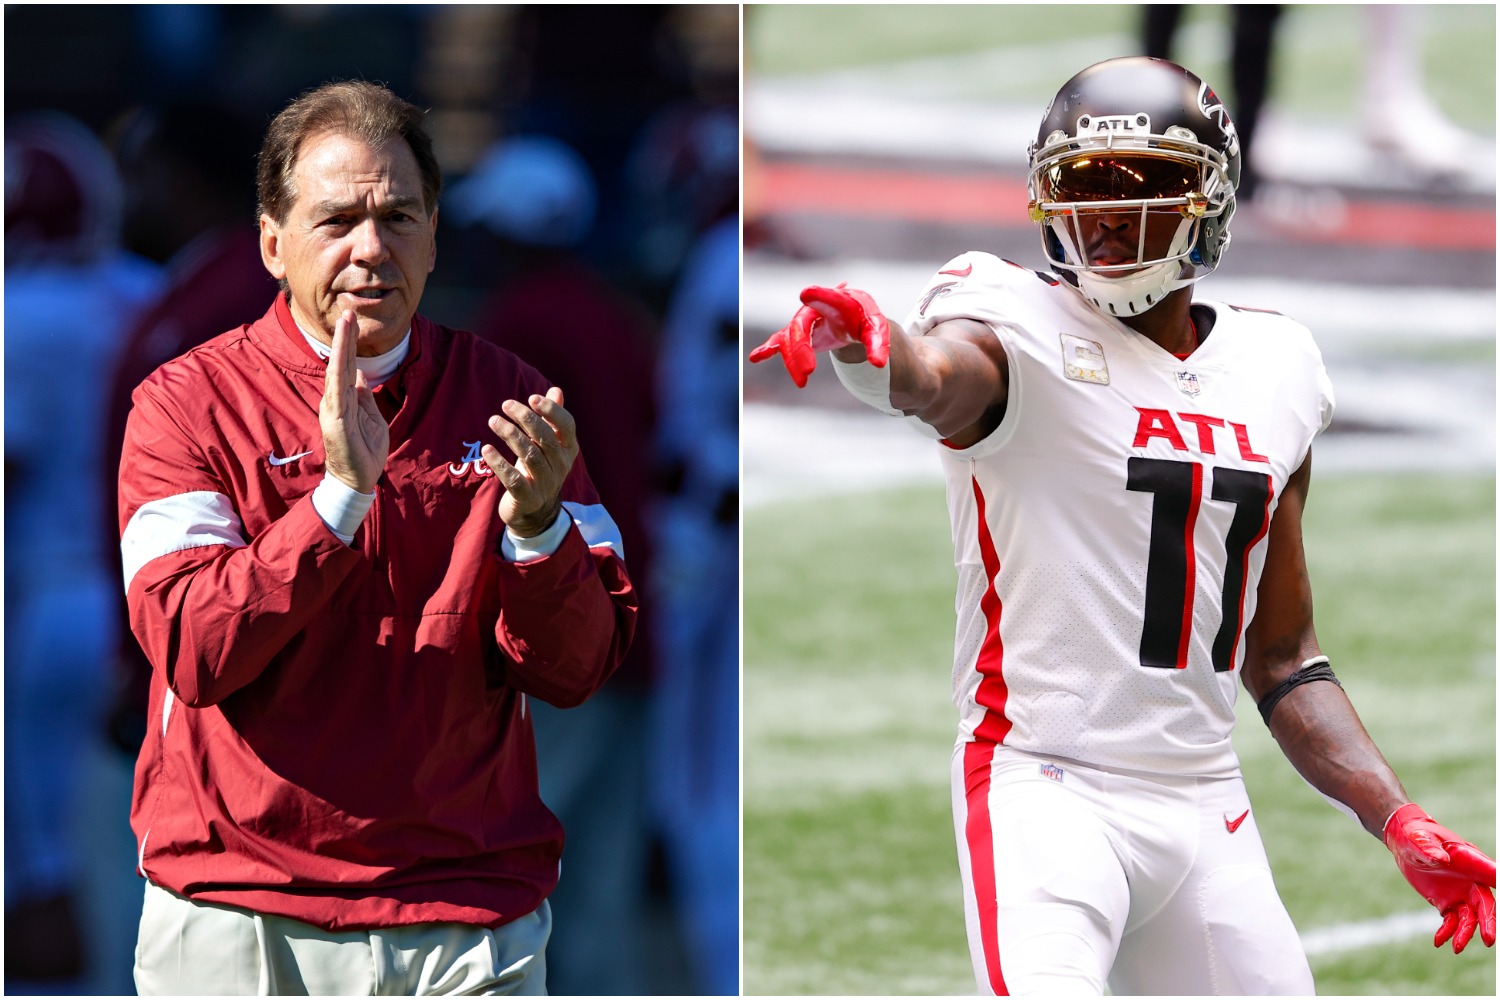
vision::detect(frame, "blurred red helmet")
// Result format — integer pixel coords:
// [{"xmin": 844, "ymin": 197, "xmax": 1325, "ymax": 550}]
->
[{"xmin": 5, "ymin": 112, "xmax": 123, "ymax": 266}]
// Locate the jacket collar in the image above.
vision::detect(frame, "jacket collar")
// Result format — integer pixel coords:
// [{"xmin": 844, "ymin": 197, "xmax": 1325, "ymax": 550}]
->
[{"xmin": 256, "ymin": 291, "xmax": 430, "ymax": 381}]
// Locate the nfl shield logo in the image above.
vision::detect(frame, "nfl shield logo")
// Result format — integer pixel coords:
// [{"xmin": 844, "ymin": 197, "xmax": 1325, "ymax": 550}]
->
[
  {"xmin": 1039, "ymin": 763, "xmax": 1064, "ymax": 782},
  {"xmin": 1176, "ymin": 370, "xmax": 1201, "ymax": 397}
]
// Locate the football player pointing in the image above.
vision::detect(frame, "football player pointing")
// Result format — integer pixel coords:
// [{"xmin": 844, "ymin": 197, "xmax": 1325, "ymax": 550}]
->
[{"xmin": 752, "ymin": 57, "xmax": 1494, "ymax": 996}]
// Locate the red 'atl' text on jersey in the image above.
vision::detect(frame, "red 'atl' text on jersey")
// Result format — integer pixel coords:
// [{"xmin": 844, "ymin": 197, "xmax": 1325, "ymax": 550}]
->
[
  {"xmin": 904, "ymin": 253, "xmax": 1333, "ymax": 777},
  {"xmin": 119, "ymin": 294, "xmax": 636, "ymax": 930}
]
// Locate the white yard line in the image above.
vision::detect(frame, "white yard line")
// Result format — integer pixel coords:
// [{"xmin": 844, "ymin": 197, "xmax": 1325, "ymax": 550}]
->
[{"xmin": 1300, "ymin": 910, "xmax": 1437, "ymax": 958}]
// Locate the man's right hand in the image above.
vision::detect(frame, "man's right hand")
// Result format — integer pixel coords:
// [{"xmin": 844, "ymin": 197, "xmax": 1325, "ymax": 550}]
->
[
  {"xmin": 748, "ymin": 283, "xmax": 890, "ymax": 388},
  {"xmin": 320, "ymin": 309, "xmax": 389, "ymax": 493}
]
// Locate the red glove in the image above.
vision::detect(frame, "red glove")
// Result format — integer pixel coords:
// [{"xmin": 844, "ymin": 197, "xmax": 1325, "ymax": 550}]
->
[
  {"xmin": 1384, "ymin": 803, "xmax": 1497, "ymax": 953},
  {"xmin": 748, "ymin": 283, "xmax": 890, "ymax": 388}
]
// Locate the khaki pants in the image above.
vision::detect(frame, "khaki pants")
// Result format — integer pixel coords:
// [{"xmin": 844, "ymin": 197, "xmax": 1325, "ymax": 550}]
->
[{"xmin": 134, "ymin": 881, "xmax": 549, "ymax": 995}]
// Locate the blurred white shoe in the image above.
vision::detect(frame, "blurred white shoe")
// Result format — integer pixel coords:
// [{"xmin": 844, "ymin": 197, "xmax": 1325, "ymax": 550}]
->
[{"xmin": 1363, "ymin": 88, "xmax": 1487, "ymax": 178}]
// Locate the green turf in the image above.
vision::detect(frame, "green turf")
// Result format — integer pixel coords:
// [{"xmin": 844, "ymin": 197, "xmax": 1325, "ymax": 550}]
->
[
  {"xmin": 748, "ymin": 4, "xmax": 1496, "ymax": 131},
  {"xmin": 743, "ymin": 473, "xmax": 1495, "ymax": 995},
  {"xmin": 1310, "ymin": 935, "xmax": 1499, "ymax": 996}
]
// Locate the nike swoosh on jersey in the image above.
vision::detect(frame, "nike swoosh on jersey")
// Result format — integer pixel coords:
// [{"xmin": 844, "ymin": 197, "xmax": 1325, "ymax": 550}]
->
[
  {"xmin": 940, "ymin": 264, "xmax": 973, "ymax": 277},
  {"xmin": 268, "ymin": 450, "xmax": 314, "ymax": 466},
  {"xmin": 1225, "ymin": 809, "xmax": 1250, "ymax": 833}
]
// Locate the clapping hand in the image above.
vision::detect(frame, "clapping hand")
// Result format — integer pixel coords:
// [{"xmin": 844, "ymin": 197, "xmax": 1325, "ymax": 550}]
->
[
  {"xmin": 481, "ymin": 387, "xmax": 578, "ymax": 537},
  {"xmin": 320, "ymin": 309, "xmax": 389, "ymax": 493}
]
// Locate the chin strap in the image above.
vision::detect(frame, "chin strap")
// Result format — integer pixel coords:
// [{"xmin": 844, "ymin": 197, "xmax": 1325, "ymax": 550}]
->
[{"xmin": 1076, "ymin": 262, "xmax": 1193, "ymax": 317}]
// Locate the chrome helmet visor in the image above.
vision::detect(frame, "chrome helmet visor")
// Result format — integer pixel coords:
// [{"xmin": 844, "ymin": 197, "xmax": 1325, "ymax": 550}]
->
[{"xmin": 1040, "ymin": 151, "xmax": 1200, "ymax": 204}]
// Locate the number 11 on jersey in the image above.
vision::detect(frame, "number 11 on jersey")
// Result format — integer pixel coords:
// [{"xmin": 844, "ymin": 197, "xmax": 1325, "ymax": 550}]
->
[{"xmin": 1127, "ymin": 458, "xmax": 1274, "ymax": 672}]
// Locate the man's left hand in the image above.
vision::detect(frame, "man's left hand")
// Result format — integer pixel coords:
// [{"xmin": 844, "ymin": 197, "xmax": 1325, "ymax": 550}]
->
[
  {"xmin": 481, "ymin": 387, "xmax": 578, "ymax": 537},
  {"xmin": 1385, "ymin": 803, "xmax": 1497, "ymax": 953}
]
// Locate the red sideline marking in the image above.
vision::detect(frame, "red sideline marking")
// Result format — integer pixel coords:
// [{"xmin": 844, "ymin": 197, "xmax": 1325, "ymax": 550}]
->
[
  {"xmin": 964, "ymin": 740, "xmax": 1008, "ymax": 996},
  {"xmin": 763, "ymin": 162, "xmax": 1495, "ymax": 251},
  {"xmin": 971, "ymin": 477, "xmax": 1011, "ymax": 743},
  {"xmin": 767, "ymin": 162, "xmax": 1031, "ymax": 227}
]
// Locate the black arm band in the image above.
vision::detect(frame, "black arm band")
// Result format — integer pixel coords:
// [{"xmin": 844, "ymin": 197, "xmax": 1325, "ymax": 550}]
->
[{"xmin": 1257, "ymin": 656, "xmax": 1342, "ymax": 726}]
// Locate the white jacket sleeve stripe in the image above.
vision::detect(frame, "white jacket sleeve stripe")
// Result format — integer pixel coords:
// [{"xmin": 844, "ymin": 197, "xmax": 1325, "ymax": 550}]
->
[
  {"xmin": 121, "ymin": 491, "xmax": 248, "ymax": 592},
  {"xmin": 561, "ymin": 501, "xmax": 625, "ymax": 560}
]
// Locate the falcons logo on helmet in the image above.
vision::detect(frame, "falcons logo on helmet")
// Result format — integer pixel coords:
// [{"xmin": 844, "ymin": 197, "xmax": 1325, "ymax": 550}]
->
[{"xmin": 1197, "ymin": 82, "xmax": 1241, "ymax": 158}]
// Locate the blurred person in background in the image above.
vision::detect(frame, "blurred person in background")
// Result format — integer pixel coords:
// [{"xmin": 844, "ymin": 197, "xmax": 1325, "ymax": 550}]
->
[
  {"xmin": 102, "ymin": 102, "xmax": 282, "ymax": 748},
  {"xmin": 619, "ymin": 76, "xmax": 741, "ymax": 996},
  {"xmin": 651, "ymin": 209, "xmax": 741, "ymax": 997},
  {"xmin": 620, "ymin": 103, "xmax": 739, "ymax": 306},
  {"xmin": 4, "ymin": 111, "xmax": 164, "ymax": 993},
  {"xmin": 1142, "ymin": 5, "xmax": 1283, "ymax": 202},
  {"xmin": 501, "ymin": 5, "xmax": 737, "ymax": 321},
  {"xmin": 447, "ymin": 134, "xmax": 661, "ymax": 996},
  {"xmin": 1144, "ymin": 5, "xmax": 1484, "ymax": 197},
  {"xmin": 1362, "ymin": 5, "xmax": 1490, "ymax": 175},
  {"xmin": 80, "ymin": 101, "xmax": 282, "ymax": 994},
  {"xmin": 461, "ymin": 9, "xmax": 741, "ymax": 991}
]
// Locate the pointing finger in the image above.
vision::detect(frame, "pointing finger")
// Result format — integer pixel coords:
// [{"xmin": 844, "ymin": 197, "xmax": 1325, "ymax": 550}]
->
[
  {"xmin": 748, "ymin": 327, "xmax": 788, "ymax": 365},
  {"xmin": 783, "ymin": 306, "xmax": 819, "ymax": 387},
  {"xmin": 327, "ymin": 310, "xmax": 358, "ymax": 396}
]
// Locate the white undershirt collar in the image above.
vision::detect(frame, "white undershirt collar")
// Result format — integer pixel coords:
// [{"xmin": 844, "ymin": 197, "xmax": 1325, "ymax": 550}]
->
[{"xmin": 296, "ymin": 320, "xmax": 411, "ymax": 387}]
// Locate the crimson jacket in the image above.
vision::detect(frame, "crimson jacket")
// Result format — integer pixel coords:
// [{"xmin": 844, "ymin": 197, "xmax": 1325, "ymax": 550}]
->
[{"xmin": 118, "ymin": 293, "xmax": 636, "ymax": 930}]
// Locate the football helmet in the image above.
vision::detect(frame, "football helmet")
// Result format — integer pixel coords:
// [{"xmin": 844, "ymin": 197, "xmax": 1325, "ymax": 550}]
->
[{"xmin": 1027, "ymin": 57, "xmax": 1241, "ymax": 317}]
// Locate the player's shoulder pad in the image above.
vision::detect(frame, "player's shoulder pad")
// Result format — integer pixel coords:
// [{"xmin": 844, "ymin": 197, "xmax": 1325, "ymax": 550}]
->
[
  {"xmin": 908, "ymin": 252, "xmax": 1060, "ymax": 330},
  {"xmin": 1218, "ymin": 299, "xmax": 1314, "ymax": 339},
  {"xmin": 1209, "ymin": 298, "xmax": 1324, "ymax": 360},
  {"xmin": 1225, "ymin": 302, "xmax": 1286, "ymax": 317},
  {"xmin": 926, "ymin": 252, "xmax": 1058, "ymax": 289}
]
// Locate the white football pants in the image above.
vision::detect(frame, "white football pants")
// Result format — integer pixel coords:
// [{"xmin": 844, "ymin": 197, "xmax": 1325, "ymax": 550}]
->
[{"xmin": 952, "ymin": 740, "xmax": 1315, "ymax": 996}]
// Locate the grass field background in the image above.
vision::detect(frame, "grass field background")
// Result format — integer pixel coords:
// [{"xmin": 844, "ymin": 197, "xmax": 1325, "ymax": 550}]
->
[{"xmin": 744, "ymin": 474, "xmax": 1496, "ymax": 995}]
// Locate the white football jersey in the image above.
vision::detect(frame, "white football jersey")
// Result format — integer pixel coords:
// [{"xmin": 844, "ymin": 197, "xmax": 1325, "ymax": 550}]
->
[{"xmin": 903, "ymin": 252, "xmax": 1334, "ymax": 777}]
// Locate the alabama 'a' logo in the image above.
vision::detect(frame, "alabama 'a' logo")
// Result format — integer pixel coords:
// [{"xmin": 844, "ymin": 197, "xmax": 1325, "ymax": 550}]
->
[{"xmin": 448, "ymin": 441, "xmax": 496, "ymax": 478}]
